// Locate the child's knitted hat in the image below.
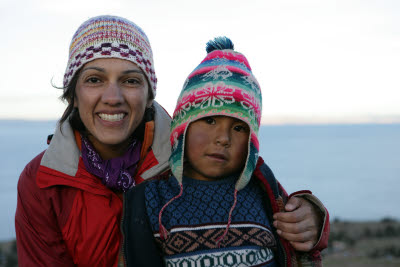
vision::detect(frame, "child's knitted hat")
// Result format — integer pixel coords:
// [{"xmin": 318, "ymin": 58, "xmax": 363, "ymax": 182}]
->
[
  {"xmin": 63, "ymin": 15, "xmax": 157, "ymax": 97},
  {"xmin": 158, "ymin": 37, "xmax": 262, "ymax": 243},
  {"xmin": 169, "ymin": 37, "xmax": 262, "ymax": 191}
]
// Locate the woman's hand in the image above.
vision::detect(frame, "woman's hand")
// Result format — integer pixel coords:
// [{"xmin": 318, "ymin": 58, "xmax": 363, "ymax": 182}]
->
[{"xmin": 272, "ymin": 196, "xmax": 322, "ymax": 252}]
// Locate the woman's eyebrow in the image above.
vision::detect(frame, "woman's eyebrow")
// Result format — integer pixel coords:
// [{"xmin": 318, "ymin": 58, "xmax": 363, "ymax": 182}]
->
[
  {"xmin": 123, "ymin": 69, "xmax": 145, "ymax": 75},
  {"xmin": 80, "ymin": 67, "xmax": 105, "ymax": 74},
  {"xmin": 80, "ymin": 67, "xmax": 145, "ymax": 75}
]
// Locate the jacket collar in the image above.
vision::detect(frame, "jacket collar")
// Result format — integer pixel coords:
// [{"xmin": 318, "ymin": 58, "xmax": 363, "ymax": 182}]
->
[
  {"xmin": 41, "ymin": 117, "xmax": 80, "ymax": 176},
  {"xmin": 40, "ymin": 101, "xmax": 171, "ymax": 180},
  {"xmin": 140, "ymin": 101, "xmax": 171, "ymax": 179}
]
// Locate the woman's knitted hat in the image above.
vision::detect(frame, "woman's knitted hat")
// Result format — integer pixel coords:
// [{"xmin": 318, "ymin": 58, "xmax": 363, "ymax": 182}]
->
[
  {"xmin": 63, "ymin": 15, "xmax": 157, "ymax": 96},
  {"xmin": 169, "ymin": 37, "xmax": 262, "ymax": 191}
]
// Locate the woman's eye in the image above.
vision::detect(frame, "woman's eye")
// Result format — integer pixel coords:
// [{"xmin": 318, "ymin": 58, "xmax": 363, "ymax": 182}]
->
[
  {"xmin": 86, "ymin": 77, "xmax": 101, "ymax": 83},
  {"xmin": 125, "ymin": 78, "xmax": 141, "ymax": 85}
]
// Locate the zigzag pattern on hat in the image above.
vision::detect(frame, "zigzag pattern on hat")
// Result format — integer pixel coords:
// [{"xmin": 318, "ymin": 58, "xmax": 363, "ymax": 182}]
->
[{"xmin": 64, "ymin": 42, "xmax": 156, "ymax": 86}]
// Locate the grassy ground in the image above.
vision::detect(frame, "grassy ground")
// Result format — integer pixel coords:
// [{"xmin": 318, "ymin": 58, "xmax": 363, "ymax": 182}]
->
[
  {"xmin": 1, "ymin": 218, "xmax": 399, "ymax": 266},
  {"xmin": 324, "ymin": 257, "xmax": 400, "ymax": 267},
  {"xmin": 322, "ymin": 218, "xmax": 400, "ymax": 267},
  {"xmin": 0, "ymin": 240, "xmax": 17, "ymax": 267}
]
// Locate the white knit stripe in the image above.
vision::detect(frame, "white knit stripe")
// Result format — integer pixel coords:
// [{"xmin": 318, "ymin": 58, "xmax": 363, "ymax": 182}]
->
[
  {"xmin": 164, "ymin": 246, "xmax": 274, "ymax": 267},
  {"xmin": 153, "ymin": 222, "xmax": 272, "ymax": 238}
]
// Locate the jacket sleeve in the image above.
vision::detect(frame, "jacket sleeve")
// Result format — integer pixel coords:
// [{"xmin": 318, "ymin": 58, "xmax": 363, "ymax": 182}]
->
[
  {"xmin": 257, "ymin": 158, "xmax": 330, "ymax": 253},
  {"xmin": 15, "ymin": 153, "xmax": 75, "ymax": 267},
  {"xmin": 123, "ymin": 181, "xmax": 164, "ymax": 267},
  {"xmin": 256, "ymin": 158, "xmax": 327, "ymax": 266}
]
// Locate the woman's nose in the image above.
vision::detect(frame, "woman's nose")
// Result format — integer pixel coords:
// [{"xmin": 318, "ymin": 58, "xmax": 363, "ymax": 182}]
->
[{"xmin": 101, "ymin": 82, "xmax": 123, "ymax": 105}]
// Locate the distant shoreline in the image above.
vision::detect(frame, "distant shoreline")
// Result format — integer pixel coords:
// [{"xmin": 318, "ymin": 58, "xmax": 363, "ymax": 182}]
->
[{"xmin": 1, "ymin": 118, "xmax": 400, "ymax": 127}]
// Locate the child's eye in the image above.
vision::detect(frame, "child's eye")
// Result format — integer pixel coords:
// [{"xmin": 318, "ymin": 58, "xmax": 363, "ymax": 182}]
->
[
  {"xmin": 204, "ymin": 117, "xmax": 216, "ymax": 125},
  {"xmin": 233, "ymin": 124, "xmax": 249, "ymax": 132}
]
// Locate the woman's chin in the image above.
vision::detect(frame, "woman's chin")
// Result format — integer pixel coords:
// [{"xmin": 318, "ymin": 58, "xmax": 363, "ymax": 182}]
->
[{"xmin": 88, "ymin": 133, "xmax": 132, "ymax": 152}]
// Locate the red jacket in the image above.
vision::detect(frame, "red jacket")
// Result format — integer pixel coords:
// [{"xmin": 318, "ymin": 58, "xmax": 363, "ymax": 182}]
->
[
  {"xmin": 253, "ymin": 158, "xmax": 329, "ymax": 266},
  {"xmin": 15, "ymin": 102, "xmax": 171, "ymax": 267}
]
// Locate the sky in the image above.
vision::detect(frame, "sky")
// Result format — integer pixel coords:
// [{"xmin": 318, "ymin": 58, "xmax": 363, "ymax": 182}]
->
[{"xmin": 0, "ymin": 0, "xmax": 399, "ymax": 124}]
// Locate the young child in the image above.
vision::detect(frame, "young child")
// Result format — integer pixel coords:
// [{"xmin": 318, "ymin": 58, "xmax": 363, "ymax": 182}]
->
[{"xmin": 123, "ymin": 37, "xmax": 324, "ymax": 266}]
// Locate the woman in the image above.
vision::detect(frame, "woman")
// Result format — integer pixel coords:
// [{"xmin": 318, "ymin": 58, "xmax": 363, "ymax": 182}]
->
[{"xmin": 15, "ymin": 15, "xmax": 329, "ymax": 266}]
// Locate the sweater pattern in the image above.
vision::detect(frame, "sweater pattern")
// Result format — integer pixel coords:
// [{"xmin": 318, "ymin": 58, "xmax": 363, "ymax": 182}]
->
[{"xmin": 145, "ymin": 175, "xmax": 278, "ymax": 267}]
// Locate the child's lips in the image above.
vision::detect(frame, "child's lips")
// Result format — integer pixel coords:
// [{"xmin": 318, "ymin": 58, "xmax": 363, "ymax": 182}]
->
[{"xmin": 207, "ymin": 153, "xmax": 228, "ymax": 162}]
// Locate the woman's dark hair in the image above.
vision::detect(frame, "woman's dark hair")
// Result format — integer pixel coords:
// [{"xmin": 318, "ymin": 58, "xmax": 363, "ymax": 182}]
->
[
  {"xmin": 59, "ymin": 71, "xmax": 86, "ymax": 132},
  {"xmin": 57, "ymin": 71, "xmax": 154, "ymax": 142}
]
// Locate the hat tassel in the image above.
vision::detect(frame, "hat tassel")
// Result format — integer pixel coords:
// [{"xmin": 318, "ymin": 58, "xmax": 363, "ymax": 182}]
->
[
  {"xmin": 216, "ymin": 189, "xmax": 238, "ymax": 248},
  {"xmin": 158, "ymin": 183, "xmax": 184, "ymax": 240}
]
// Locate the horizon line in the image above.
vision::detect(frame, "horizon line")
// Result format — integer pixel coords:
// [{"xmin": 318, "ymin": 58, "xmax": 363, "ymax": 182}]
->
[
  {"xmin": 261, "ymin": 115, "xmax": 400, "ymax": 125},
  {"xmin": 1, "ymin": 115, "xmax": 400, "ymax": 126}
]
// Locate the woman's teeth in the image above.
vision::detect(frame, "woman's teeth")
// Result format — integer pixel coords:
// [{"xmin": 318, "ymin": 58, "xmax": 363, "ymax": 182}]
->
[{"xmin": 98, "ymin": 113, "xmax": 125, "ymax": 122}]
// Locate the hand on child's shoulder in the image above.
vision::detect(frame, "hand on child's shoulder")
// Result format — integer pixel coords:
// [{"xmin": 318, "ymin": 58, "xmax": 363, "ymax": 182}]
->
[{"xmin": 272, "ymin": 196, "xmax": 320, "ymax": 252}]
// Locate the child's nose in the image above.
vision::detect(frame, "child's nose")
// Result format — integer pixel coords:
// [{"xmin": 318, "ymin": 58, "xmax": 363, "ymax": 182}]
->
[
  {"xmin": 101, "ymin": 82, "xmax": 123, "ymax": 105},
  {"xmin": 215, "ymin": 128, "xmax": 231, "ymax": 147}
]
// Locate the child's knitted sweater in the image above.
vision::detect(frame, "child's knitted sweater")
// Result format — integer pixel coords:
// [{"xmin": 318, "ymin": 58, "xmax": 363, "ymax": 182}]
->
[
  {"xmin": 123, "ymin": 159, "xmax": 327, "ymax": 267},
  {"xmin": 145, "ymin": 175, "xmax": 278, "ymax": 267}
]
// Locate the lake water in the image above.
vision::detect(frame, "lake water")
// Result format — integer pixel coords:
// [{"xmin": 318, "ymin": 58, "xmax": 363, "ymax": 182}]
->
[{"xmin": 1, "ymin": 120, "xmax": 399, "ymax": 241}]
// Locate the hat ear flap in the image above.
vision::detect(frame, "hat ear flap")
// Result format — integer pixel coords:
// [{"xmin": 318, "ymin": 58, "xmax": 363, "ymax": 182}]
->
[{"xmin": 169, "ymin": 123, "xmax": 189, "ymax": 184}]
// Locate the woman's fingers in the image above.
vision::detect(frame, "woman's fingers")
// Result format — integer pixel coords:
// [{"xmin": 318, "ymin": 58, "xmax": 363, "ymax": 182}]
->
[{"xmin": 273, "ymin": 196, "xmax": 321, "ymax": 252}]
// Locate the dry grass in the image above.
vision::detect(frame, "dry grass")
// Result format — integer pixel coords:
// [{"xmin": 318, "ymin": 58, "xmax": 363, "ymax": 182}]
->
[
  {"xmin": 324, "ymin": 256, "xmax": 400, "ymax": 267},
  {"xmin": 322, "ymin": 218, "xmax": 400, "ymax": 267},
  {"xmin": 1, "ymin": 218, "xmax": 400, "ymax": 267}
]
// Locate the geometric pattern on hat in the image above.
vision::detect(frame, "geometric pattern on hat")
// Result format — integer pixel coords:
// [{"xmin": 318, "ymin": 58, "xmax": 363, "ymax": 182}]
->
[
  {"xmin": 169, "ymin": 37, "xmax": 262, "ymax": 191},
  {"xmin": 63, "ymin": 15, "xmax": 157, "ymax": 96}
]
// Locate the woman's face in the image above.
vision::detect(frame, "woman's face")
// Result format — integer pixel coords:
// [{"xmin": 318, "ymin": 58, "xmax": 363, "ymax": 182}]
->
[{"xmin": 74, "ymin": 58, "xmax": 152, "ymax": 159}]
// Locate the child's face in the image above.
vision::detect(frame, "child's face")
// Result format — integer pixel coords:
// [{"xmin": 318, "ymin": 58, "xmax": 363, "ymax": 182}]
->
[{"xmin": 184, "ymin": 116, "xmax": 250, "ymax": 181}]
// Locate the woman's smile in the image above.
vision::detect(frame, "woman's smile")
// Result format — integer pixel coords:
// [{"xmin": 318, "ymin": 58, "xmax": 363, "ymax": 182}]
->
[
  {"xmin": 97, "ymin": 113, "xmax": 126, "ymax": 122},
  {"xmin": 74, "ymin": 58, "xmax": 153, "ymax": 159}
]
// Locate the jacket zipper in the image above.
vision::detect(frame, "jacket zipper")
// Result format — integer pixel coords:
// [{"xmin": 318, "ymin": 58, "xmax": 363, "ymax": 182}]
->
[
  {"xmin": 278, "ymin": 236, "xmax": 288, "ymax": 267},
  {"xmin": 120, "ymin": 192, "xmax": 127, "ymax": 267},
  {"xmin": 261, "ymin": 185, "xmax": 288, "ymax": 266}
]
